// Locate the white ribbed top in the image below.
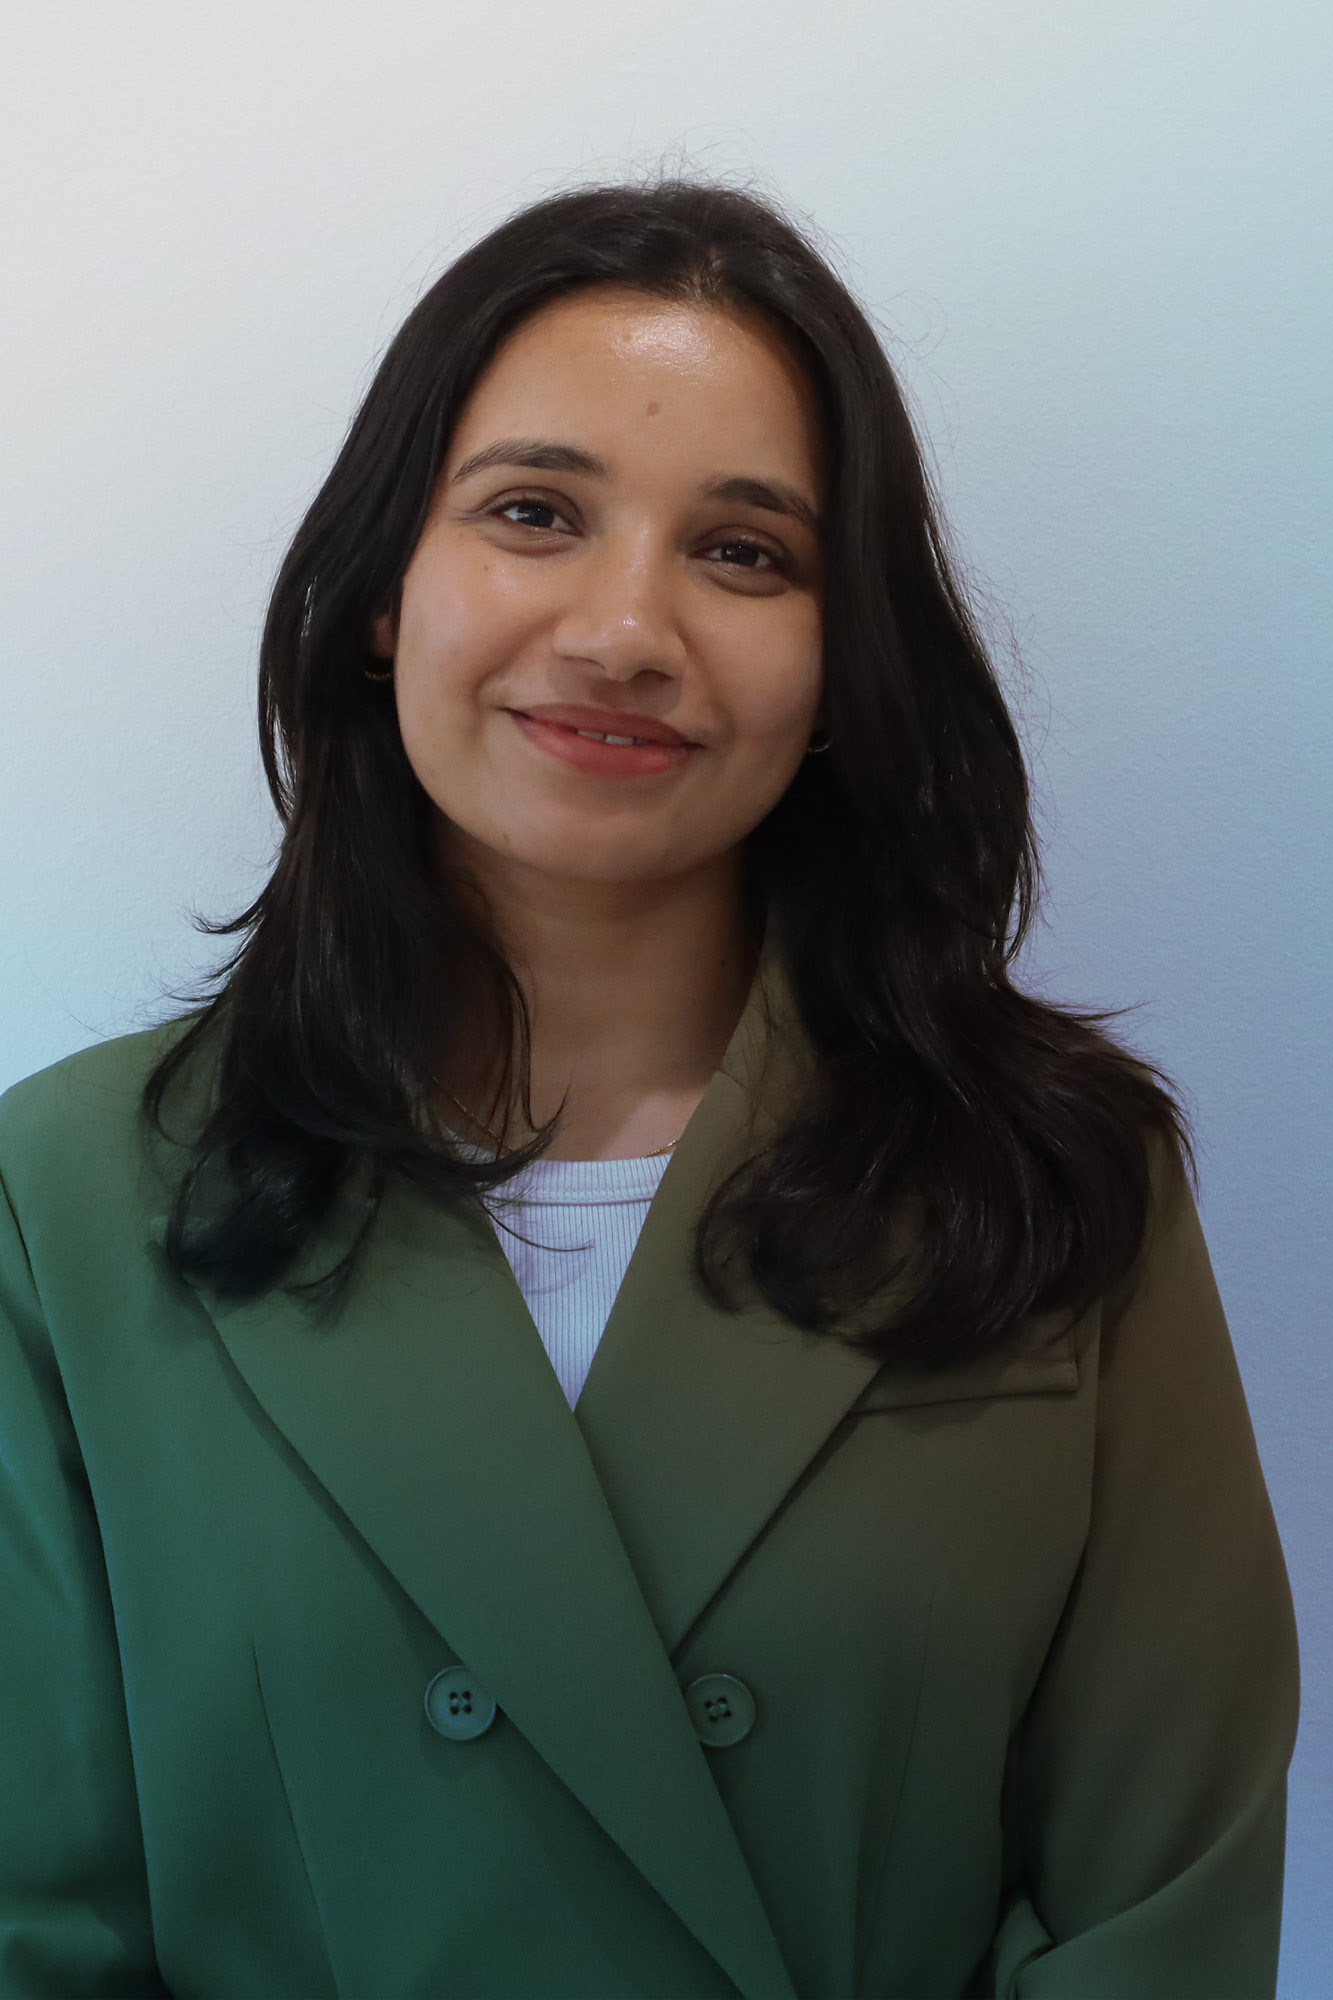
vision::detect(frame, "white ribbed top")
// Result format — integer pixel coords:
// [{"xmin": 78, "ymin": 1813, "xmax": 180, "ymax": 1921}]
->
[{"xmin": 456, "ymin": 1141, "xmax": 674, "ymax": 1409}]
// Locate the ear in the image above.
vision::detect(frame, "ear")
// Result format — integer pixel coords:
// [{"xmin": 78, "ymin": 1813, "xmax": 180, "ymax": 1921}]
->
[{"xmin": 369, "ymin": 605, "xmax": 397, "ymax": 659}]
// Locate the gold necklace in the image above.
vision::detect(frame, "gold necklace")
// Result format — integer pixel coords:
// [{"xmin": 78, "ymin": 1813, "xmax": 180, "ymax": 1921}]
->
[{"xmin": 443, "ymin": 1090, "xmax": 681, "ymax": 1159}]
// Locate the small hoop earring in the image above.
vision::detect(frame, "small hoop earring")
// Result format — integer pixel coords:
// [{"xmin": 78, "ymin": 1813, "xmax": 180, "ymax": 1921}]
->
[
  {"xmin": 364, "ymin": 663, "xmax": 394, "ymax": 683},
  {"xmin": 805, "ymin": 728, "xmax": 831, "ymax": 755}
]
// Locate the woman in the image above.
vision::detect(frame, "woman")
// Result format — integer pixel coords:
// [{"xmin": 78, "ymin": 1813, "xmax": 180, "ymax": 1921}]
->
[{"xmin": 0, "ymin": 180, "xmax": 1298, "ymax": 1998}]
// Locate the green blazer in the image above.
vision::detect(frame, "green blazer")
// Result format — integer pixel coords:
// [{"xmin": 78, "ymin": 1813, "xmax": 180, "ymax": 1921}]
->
[{"xmin": 0, "ymin": 949, "xmax": 1298, "ymax": 1999}]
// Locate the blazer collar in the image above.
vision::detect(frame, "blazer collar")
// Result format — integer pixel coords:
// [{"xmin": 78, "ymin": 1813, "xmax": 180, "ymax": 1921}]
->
[
  {"xmin": 572, "ymin": 929, "xmax": 884, "ymax": 1657},
  {"xmin": 176, "ymin": 932, "xmax": 883, "ymax": 2000}
]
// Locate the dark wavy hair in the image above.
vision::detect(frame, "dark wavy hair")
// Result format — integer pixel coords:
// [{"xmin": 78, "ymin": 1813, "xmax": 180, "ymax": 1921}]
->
[{"xmin": 144, "ymin": 175, "xmax": 1191, "ymax": 1364}]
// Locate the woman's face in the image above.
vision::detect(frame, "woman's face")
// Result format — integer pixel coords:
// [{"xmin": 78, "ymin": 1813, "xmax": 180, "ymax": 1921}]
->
[{"xmin": 373, "ymin": 284, "xmax": 825, "ymax": 896}]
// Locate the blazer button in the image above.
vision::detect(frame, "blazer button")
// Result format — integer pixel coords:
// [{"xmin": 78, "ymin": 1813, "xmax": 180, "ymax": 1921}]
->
[
  {"xmin": 683, "ymin": 1672, "xmax": 756, "ymax": 1748},
  {"xmin": 424, "ymin": 1666, "xmax": 498, "ymax": 1740}
]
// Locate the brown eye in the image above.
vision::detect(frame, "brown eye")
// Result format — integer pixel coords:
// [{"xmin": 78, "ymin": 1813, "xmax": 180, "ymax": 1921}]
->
[
  {"xmin": 496, "ymin": 498, "xmax": 565, "ymax": 530},
  {"xmin": 710, "ymin": 537, "xmax": 783, "ymax": 574}
]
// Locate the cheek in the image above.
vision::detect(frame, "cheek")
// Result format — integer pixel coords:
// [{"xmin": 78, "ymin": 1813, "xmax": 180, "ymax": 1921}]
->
[
  {"xmin": 396, "ymin": 567, "xmax": 496, "ymax": 692},
  {"xmin": 392, "ymin": 675, "xmax": 450, "ymax": 816},
  {"xmin": 727, "ymin": 607, "xmax": 823, "ymax": 734},
  {"xmin": 392, "ymin": 576, "xmax": 541, "ymax": 812},
  {"xmin": 395, "ymin": 527, "xmax": 554, "ymax": 685},
  {"xmin": 391, "ymin": 605, "xmax": 482, "ymax": 800}
]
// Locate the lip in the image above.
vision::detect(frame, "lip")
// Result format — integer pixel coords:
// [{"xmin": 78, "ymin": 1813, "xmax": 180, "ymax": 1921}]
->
[
  {"xmin": 509, "ymin": 710, "xmax": 695, "ymax": 779},
  {"xmin": 509, "ymin": 704, "xmax": 697, "ymax": 747}
]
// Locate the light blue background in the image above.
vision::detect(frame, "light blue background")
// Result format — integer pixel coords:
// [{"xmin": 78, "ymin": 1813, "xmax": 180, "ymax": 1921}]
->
[{"xmin": 3, "ymin": 3, "xmax": 1328, "ymax": 1986}]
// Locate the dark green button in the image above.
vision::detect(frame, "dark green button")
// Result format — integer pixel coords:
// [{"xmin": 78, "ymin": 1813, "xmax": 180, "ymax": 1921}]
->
[
  {"xmin": 683, "ymin": 1672, "xmax": 756, "ymax": 1748},
  {"xmin": 424, "ymin": 1666, "xmax": 497, "ymax": 1740}
]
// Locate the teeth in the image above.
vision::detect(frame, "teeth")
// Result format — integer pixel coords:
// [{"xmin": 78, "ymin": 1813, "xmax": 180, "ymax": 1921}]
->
[{"xmin": 575, "ymin": 730, "xmax": 648, "ymax": 746}]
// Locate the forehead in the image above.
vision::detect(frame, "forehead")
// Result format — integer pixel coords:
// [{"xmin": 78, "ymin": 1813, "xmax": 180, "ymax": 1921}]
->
[{"xmin": 447, "ymin": 286, "xmax": 824, "ymax": 480}]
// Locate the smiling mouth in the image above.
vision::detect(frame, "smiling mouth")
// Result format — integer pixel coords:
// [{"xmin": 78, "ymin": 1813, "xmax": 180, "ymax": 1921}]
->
[
  {"xmin": 515, "ymin": 712, "xmax": 654, "ymax": 745},
  {"xmin": 564, "ymin": 727, "xmax": 654, "ymax": 746},
  {"xmin": 507, "ymin": 709, "xmax": 694, "ymax": 776},
  {"xmin": 509, "ymin": 707, "xmax": 696, "ymax": 749}
]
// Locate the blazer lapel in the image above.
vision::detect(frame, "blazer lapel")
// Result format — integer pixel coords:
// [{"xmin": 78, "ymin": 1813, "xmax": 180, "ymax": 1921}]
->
[
  {"xmin": 573, "ymin": 938, "xmax": 885, "ymax": 1657},
  {"xmin": 183, "ymin": 1039, "xmax": 803, "ymax": 2000},
  {"xmin": 575, "ymin": 942, "xmax": 1081, "ymax": 1665},
  {"xmin": 173, "ymin": 932, "xmax": 908, "ymax": 2000}
]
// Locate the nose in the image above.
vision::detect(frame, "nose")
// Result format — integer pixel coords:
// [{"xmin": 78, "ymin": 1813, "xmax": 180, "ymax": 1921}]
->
[{"xmin": 549, "ymin": 532, "xmax": 686, "ymax": 680}]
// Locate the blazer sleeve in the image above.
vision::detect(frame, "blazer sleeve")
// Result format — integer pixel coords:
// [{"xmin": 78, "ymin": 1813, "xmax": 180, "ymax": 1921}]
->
[
  {"xmin": 0, "ymin": 1168, "xmax": 171, "ymax": 1998},
  {"xmin": 988, "ymin": 1155, "xmax": 1300, "ymax": 1999}
]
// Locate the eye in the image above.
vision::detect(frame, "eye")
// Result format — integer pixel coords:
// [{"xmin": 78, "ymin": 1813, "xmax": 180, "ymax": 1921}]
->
[
  {"xmin": 489, "ymin": 494, "xmax": 573, "ymax": 532},
  {"xmin": 707, "ymin": 536, "xmax": 785, "ymax": 576}
]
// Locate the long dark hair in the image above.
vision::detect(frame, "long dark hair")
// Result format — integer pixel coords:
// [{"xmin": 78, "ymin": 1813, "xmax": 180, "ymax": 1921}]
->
[{"xmin": 144, "ymin": 176, "xmax": 1190, "ymax": 1364}]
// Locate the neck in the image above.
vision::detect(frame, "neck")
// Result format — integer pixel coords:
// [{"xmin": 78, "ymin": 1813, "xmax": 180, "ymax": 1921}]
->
[{"xmin": 438, "ymin": 828, "xmax": 760, "ymax": 1160}]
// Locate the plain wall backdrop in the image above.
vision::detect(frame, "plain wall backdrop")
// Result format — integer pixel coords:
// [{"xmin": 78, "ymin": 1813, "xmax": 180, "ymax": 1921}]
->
[{"xmin": 2, "ymin": 0, "xmax": 1329, "ymax": 1988}]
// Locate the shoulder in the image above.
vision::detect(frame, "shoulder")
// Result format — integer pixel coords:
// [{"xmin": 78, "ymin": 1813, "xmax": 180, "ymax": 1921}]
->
[
  {"xmin": 0, "ymin": 1019, "xmax": 208, "ymax": 1229},
  {"xmin": 1099, "ymin": 1130, "xmax": 1202, "ymax": 1330},
  {"xmin": 0, "ymin": 1020, "xmax": 191, "ymax": 1153}
]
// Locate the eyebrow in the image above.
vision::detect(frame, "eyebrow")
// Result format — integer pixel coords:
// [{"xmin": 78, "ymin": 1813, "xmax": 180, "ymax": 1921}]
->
[{"xmin": 449, "ymin": 436, "xmax": 821, "ymax": 535}]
